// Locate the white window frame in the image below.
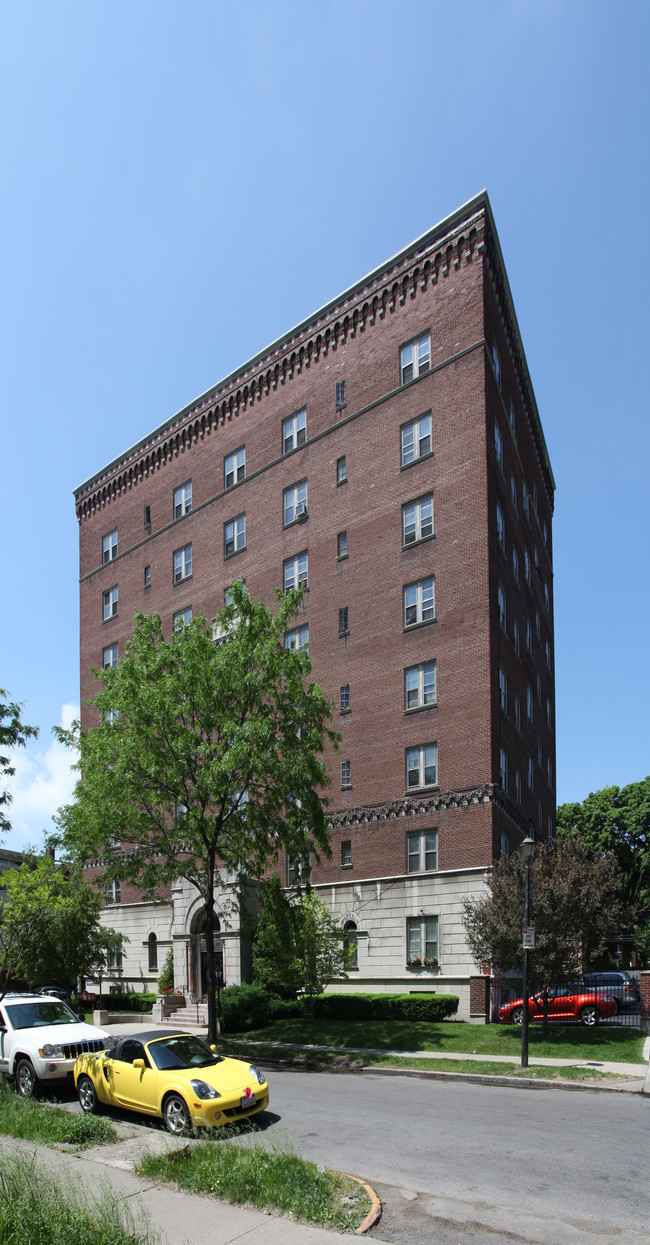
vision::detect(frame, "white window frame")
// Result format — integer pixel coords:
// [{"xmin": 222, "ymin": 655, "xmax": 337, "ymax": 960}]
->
[
  {"xmin": 405, "ymin": 743, "xmax": 437, "ymax": 791},
  {"xmin": 102, "ymin": 529, "xmax": 118, "ymax": 564},
  {"xmin": 287, "ymin": 852, "xmax": 310, "ymax": 887},
  {"xmin": 224, "ymin": 447, "xmax": 245, "ymax": 489},
  {"xmin": 404, "ymin": 661, "xmax": 437, "ymax": 710},
  {"xmin": 402, "ymin": 495, "xmax": 433, "ymax": 546},
  {"xmin": 283, "ymin": 480, "xmax": 308, "ymax": 525},
  {"xmin": 283, "ymin": 551, "xmax": 308, "ymax": 593},
  {"xmin": 337, "ymin": 530, "xmax": 348, "ymax": 558},
  {"xmin": 224, "ymin": 514, "xmax": 245, "ymax": 557},
  {"xmin": 282, "ymin": 409, "xmax": 307, "ymax": 455},
  {"xmin": 401, "ymin": 412, "xmax": 432, "ymax": 466},
  {"xmin": 341, "ymin": 840, "xmax": 352, "ymax": 867},
  {"xmin": 173, "ymin": 607, "xmax": 192, "ymax": 631},
  {"xmin": 403, "ymin": 577, "xmax": 435, "ymax": 628},
  {"xmin": 341, "ymin": 760, "xmax": 351, "ymax": 788},
  {"xmin": 105, "ymin": 879, "xmax": 121, "ymax": 906},
  {"xmin": 284, "ymin": 625, "xmax": 309, "ymax": 652},
  {"xmin": 174, "ymin": 481, "xmax": 192, "ymax": 520},
  {"xmin": 340, "ymin": 684, "xmax": 350, "ymax": 712},
  {"xmin": 173, "ymin": 544, "xmax": 192, "ymax": 583},
  {"xmin": 103, "ymin": 586, "xmax": 118, "ymax": 621},
  {"xmin": 407, "ymin": 914, "xmax": 438, "ymax": 964},
  {"xmin": 407, "ymin": 828, "xmax": 438, "ymax": 873},
  {"xmin": 400, "ymin": 332, "xmax": 431, "ymax": 385},
  {"xmin": 103, "ymin": 643, "xmax": 118, "ymax": 669},
  {"xmin": 337, "ymin": 456, "xmax": 347, "ymax": 483}
]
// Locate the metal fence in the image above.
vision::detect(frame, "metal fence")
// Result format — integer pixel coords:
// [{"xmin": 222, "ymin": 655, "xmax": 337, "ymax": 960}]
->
[{"xmin": 490, "ymin": 971, "xmax": 642, "ymax": 1027}]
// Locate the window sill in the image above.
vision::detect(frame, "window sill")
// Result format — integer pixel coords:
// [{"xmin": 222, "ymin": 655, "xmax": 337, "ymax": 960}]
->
[
  {"xmin": 339, "ymin": 707, "xmax": 351, "ymax": 717},
  {"xmin": 404, "ymin": 703, "xmax": 437, "ymax": 715},
  {"xmin": 224, "ymin": 548, "xmax": 246, "ymax": 560},
  {"xmin": 403, "ymin": 618, "xmax": 436, "ymax": 634},
  {"xmin": 102, "ymin": 616, "xmax": 118, "ymax": 624},
  {"xmin": 338, "ymin": 629, "xmax": 349, "ymax": 639},
  {"xmin": 341, "ymin": 784, "xmax": 352, "ymax": 791},
  {"xmin": 283, "ymin": 514, "xmax": 308, "ymax": 529},
  {"xmin": 400, "ymin": 450, "xmax": 434, "ymax": 472},
  {"xmin": 337, "ymin": 553, "xmax": 349, "ymax": 563},
  {"xmin": 340, "ymin": 862, "xmax": 353, "ymax": 870},
  {"xmin": 402, "ymin": 534, "xmax": 435, "ymax": 552},
  {"xmin": 406, "ymin": 784, "xmax": 439, "ymax": 795},
  {"xmin": 173, "ymin": 575, "xmax": 193, "ymax": 586},
  {"xmin": 336, "ymin": 477, "xmax": 348, "ymax": 487}
]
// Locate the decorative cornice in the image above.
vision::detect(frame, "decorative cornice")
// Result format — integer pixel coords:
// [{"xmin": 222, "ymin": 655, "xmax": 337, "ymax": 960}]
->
[
  {"xmin": 327, "ymin": 784, "xmax": 495, "ymax": 831},
  {"xmin": 74, "ymin": 199, "xmax": 486, "ymax": 523}
]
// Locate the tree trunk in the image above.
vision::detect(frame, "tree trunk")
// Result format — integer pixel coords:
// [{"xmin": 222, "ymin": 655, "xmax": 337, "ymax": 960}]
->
[{"xmin": 203, "ymin": 858, "xmax": 219, "ymax": 1045}]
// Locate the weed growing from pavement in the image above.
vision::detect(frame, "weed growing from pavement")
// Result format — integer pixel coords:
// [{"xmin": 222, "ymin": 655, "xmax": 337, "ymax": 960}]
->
[
  {"xmin": 0, "ymin": 1079, "xmax": 116, "ymax": 1146},
  {"xmin": 137, "ymin": 1132, "xmax": 371, "ymax": 1230},
  {"xmin": 0, "ymin": 1151, "xmax": 155, "ymax": 1245}
]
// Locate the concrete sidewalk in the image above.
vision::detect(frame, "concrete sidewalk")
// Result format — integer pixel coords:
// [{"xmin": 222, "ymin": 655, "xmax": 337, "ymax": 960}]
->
[{"xmin": 0, "ymin": 1136, "xmax": 361, "ymax": 1245}]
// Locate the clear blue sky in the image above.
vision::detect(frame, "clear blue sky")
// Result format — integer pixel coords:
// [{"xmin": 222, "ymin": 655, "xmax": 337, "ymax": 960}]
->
[{"xmin": 2, "ymin": 0, "xmax": 648, "ymax": 850}]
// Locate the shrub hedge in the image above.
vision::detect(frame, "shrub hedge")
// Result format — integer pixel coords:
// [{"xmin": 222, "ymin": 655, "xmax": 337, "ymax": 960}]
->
[
  {"xmin": 94, "ymin": 993, "xmax": 157, "ymax": 1013},
  {"xmin": 311, "ymin": 992, "xmax": 459, "ymax": 1023},
  {"xmin": 220, "ymin": 983, "xmax": 272, "ymax": 1032}
]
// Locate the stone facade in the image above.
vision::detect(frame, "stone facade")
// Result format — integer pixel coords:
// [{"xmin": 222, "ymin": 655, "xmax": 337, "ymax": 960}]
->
[{"xmin": 76, "ymin": 192, "xmax": 555, "ymax": 1019}]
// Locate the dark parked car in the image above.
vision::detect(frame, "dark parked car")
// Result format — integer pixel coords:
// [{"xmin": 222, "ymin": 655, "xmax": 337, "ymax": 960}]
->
[
  {"xmin": 578, "ymin": 972, "xmax": 640, "ymax": 1011},
  {"xmin": 36, "ymin": 987, "xmax": 69, "ymax": 1002}
]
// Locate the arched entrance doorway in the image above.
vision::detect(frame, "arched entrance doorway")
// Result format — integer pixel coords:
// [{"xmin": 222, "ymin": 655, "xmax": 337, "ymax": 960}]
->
[{"xmin": 189, "ymin": 909, "xmax": 224, "ymax": 1001}]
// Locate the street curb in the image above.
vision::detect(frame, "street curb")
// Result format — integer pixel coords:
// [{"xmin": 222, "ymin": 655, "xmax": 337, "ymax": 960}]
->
[{"xmin": 341, "ymin": 1174, "xmax": 382, "ymax": 1235}]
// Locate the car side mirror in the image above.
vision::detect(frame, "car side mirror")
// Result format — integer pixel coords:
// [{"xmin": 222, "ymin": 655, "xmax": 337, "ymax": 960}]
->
[
  {"xmin": 210, "ymin": 1044, "xmax": 218, "ymax": 1052},
  {"xmin": 133, "ymin": 1058, "xmax": 146, "ymax": 1071}
]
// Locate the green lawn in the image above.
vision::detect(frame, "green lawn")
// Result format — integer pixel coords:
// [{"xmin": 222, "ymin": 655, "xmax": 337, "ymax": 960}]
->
[{"xmin": 225, "ymin": 1019, "xmax": 646, "ymax": 1063}]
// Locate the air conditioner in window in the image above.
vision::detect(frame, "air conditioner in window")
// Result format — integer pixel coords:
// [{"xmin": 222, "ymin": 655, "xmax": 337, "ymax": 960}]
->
[{"xmin": 295, "ymin": 502, "xmax": 308, "ymax": 518}]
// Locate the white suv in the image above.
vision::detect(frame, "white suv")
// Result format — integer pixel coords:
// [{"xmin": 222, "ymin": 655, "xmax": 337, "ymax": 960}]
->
[{"xmin": 0, "ymin": 994, "xmax": 111, "ymax": 1098}]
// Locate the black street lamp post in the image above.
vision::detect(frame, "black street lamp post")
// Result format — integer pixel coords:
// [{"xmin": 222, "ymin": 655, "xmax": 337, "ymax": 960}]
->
[{"xmin": 520, "ymin": 836, "xmax": 535, "ymax": 1068}]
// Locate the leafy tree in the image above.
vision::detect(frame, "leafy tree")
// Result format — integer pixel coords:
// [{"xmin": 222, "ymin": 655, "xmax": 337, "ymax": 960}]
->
[
  {"xmin": 0, "ymin": 690, "xmax": 38, "ymax": 838},
  {"xmin": 462, "ymin": 838, "xmax": 629, "ymax": 1030},
  {"xmin": 253, "ymin": 873, "xmax": 350, "ymax": 1020},
  {"xmin": 0, "ymin": 854, "xmax": 124, "ymax": 1001},
  {"xmin": 557, "ymin": 778, "xmax": 650, "ymax": 964},
  {"xmin": 56, "ymin": 584, "xmax": 338, "ymax": 1042},
  {"xmin": 157, "ymin": 947, "xmax": 174, "ymax": 994}
]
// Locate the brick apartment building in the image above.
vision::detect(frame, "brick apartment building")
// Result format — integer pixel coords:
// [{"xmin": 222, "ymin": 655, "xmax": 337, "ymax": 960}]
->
[{"xmin": 74, "ymin": 192, "xmax": 555, "ymax": 1019}]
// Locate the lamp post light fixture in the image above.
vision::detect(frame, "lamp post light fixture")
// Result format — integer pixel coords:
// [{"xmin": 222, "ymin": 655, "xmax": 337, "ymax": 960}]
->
[{"xmin": 520, "ymin": 835, "xmax": 535, "ymax": 1069}]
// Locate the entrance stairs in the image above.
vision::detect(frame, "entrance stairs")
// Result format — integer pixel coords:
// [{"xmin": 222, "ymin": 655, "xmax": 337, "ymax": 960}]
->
[{"xmin": 164, "ymin": 1003, "xmax": 208, "ymax": 1027}]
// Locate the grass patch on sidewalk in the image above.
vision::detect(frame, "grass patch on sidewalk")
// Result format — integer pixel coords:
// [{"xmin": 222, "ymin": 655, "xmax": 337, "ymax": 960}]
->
[
  {"xmin": 0, "ymin": 1081, "xmax": 116, "ymax": 1147},
  {"xmin": 361, "ymin": 1054, "xmax": 634, "ymax": 1081},
  {"xmin": 137, "ymin": 1135, "xmax": 371, "ymax": 1231},
  {"xmin": 0, "ymin": 1151, "xmax": 155, "ymax": 1245},
  {"xmin": 226, "ymin": 1018, "xmax": 646, "ymax": 1064}
]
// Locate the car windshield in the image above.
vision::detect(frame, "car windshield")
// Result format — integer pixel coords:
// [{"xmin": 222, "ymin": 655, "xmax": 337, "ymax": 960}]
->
[
  {"xmin": 147, "ymin": 1035, "xmax": 223, "ymax": 1071},
  {"xmin": 5, "ymin": 1000, "xmax": 79, "ymax": 1029}
]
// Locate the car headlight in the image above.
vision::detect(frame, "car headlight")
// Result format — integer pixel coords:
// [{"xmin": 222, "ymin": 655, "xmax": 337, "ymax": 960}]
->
[
  {"xmin": 190, "ymin": 1079, "xmax": 221, "ymax": 1100},
  {"xmin": 39, "ymin": 1044, "xmax": 65, "ymax": 1059},
  {"xmin": 248, "ymin": 1065, "xmax": 265, "ymax": 1084}
]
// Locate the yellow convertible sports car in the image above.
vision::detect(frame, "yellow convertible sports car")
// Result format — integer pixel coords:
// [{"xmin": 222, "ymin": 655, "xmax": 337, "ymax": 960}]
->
[{"xmin": 74, "ymin": 1029, "xmax": 269, "ymax": 1134}]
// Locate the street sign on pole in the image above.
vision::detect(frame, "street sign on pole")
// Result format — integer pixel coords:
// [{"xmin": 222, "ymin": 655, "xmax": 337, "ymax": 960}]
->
[{"xmin": 523, "ymin": 925, "xmax": 535, "ymax": 949}]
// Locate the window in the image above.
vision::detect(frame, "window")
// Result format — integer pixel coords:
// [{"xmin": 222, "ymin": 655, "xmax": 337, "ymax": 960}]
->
[
  {"xmin": 337, "ymin": 531, "xmax": 348, "ymax": 559},
  {"xmin": 522, "ymin": 482, "xmax": 529, "ymax": 518},
  {"xmin": 495, "ymin": 422, "xmax": 503, "ymax": 467},
  {"xmin": 509, "ymin": 403, "xmax": 516, "ymax": 434},
  {"xmin": 284, "ymin": 625, "xmax": 309, "ymax": 651},
  {"xmin": 499, "ymin": 747, "xmax": 508, "ymax": 790},
  {"xmin": 498, "ymin": 668, "xmax": 507, "ymax": 712},
  {"xmin": 496, "ymin": 502, "xmax": 505, "ymax": 547},
  {"xmin": 501, "ymin": 832, "xmax": 510, "ymax": 859},
  {"xmin": 144, "ymin": 565, "xmax": 151, "ymax": 589},
  {"xmin": 173, "ymin": 607, "xmax": 192, "ymax": 631},
  {"xmin": 401, "ymin": 413, "xmax": 432, "ymax": 466},
  {"xmin": 545, "ymin": 640, "xmax": 551, "ymax": 670},
  {"xmin": 102, "ymin": 529, "xmax": 118, "ymax": 564},
  {"xmin": 337, "ymin": 456, "xmax": 347, "ymax": 484},
  {"xmin": 103, "ymin": 586, "xmax": 118, "ymax": 621},
  {"xmin": 174, "ymin": 481, "xmax": 192, "ymax": 519},
  {"xmin": 406, "ymin": 743, "xmax": 437, "ymax": 790},
  {"xmin": 403, "ymin": 577, "xmax": 435, "ymax": 627},
  {"xmin": 510, "ymin": 476, "xmax": 517, "ymax": 507},
  {"xmin": 514, "ymin": 696, "xmax": 521, "ymax": 731},
  {"xmin": 147, "ymin": 933, "xmax": 158, "ymax": 973},
  {"xmin": 546, "ymin": 698, "xmax": 552, "ymax": 729},
  {"xmin": 103, "ymin": 643, "xmax": 118, "ymax": 669},
  {"xmin": 547, "ymin": 814, "xmax": 553, "ymax": 843},
  {"xmin": 224, "ymin": 515, "xmax": 245, "ymax": 557},
  {"xmin": 543, "ymin": 521, "xmax": 548, "ymax": 549},
  {"xmin": 512, "ymin": 548, "xmax": 519, "ymax": 581},
  {"xmin": 335, "ymin": 380, "xmax": 346, "ymax": 407},
  {"xmin": 402, "ymin": 495, "xmax": 433, "ymax": 545},
  {"xmin": 338, "ymin": 606, "xmax": 349, "ymax": 635},
  {"xmin": 405, "ymin": 661, "xmax": 437, "ymax": 710},
  {"xmin": 176, "ymin": 801, "xmax": 187, "ymax": 821},
  {"xmin": 104, "ymin": 707, "xmax": 119, "ymax": 723},
  {"xmin": 407, "ymin": 914, "xmax": 438, "ymax": 964},
  {"xmin": 492, "ymin": 344, "xmax": 501, "ymax": 387},
  {"xmin": 515, "ymin": 769, "xmax": 522, "ymax": 802},
  {"xmin": 524, "ymin": 550, "xmax": 531, "ymax": 585},
  {"xmin": 497, "ymin": 585, "xmax": 506, "ymax": 630},
  {"xmin": 407, "ymin": 829, "xmax": 438, "ymax": 873},
  {"xmin": 400, "ymin": 332, "xmax": 430, "ymax": 385},
  {"xmin": 341, "ymin": 760, "xmax": 351, "ymax": 787},
  {"xmin": 144, "ymin": 505, "xmax": 151, "ymax": 528},
  {"xmin": 534, "ymin": 547, "xmax": 540, "ymax": 574},
  {"xmin": 341, "ymin": 840, "xmax": 352, "ymax": 866},
  {"xmin": 535, "ymin": 611, "xmax": 541, "ymax": 640},
  {"xmin": 344, "ymin": 921, "xmax": 358, "ymax": 968},
  {"xmin": 536, "ymin": 674, "xmax": 542, "ymax": 703},
  {"xmin": 544, "ymin": 582, "xmax": 550, "ymax": 611},
  {"xmin": 107, "ymin": 950, "xmax": 123, "ymax": 972},
  {"xmin": 283, "ymin": 551, "xmax": 308, "ymax": 592},
  {"xmin": 339, "ymin": 684, "xmax": 350, "ymax": 712},
  {"xmin": 105, "ymin": 879, "xmax": 121, "ymax": 906},
  {"xmin": 173, "ymin": 544, "xmax": 192, "ymax": 583},
  {"xmin": 538, "ymin": 740, "xmax": 543, "ymax": 767},
  {"xmin": 526, "ymin": 687, "xmax": 534, "ymax": 721},
  {"xmin": 283, "ymin": 480, "xmax": 308, "ymax": 525},
  {"xmin": 283, "ymin": 409, "xmax": 307, "ymax": 454},
  {"xmin": 533, "ymin": 486, "xmax": 538, "ymax": 512},
  {"xmin": 224, "ymin": 447, "xmax": 245, "ymax": 489},
  {"xmin": 528, "ymin": 756, "xmax": 534, "ymax": 790},
  {"xmin": 526, "ymin": 618, "xmax": 532, "ymax": 652},
  {"xmin": 547, "ymin": 757, "xmax": 553, "ymax": 788},
  {"xmin": 287, "ymin": 853, "xmax": 310, "ymax": 887},
  {"xmin": 513, "ymin": 620, "xmax": 520, "ymax": 655}
]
